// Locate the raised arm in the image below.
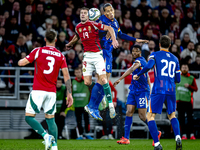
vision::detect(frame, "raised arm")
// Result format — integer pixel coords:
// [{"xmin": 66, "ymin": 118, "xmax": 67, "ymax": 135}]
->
[
  {"xmin": 18, "ymin": 58, "xmax": 30, "ymax": 66},
  {"xmin": 103, "ymin": 25, "xmax": 119, "ymax": 49},
  {"xmin": 62, "ymin": 67, "xmax": 73, "ymax": 107},
  {"xmin": 113, "ymin": 62, "xmax": 140, "ymax": 87},
  {"xmin": 66, "ymin": 35, "xmax": 79, "ymax": 50}
]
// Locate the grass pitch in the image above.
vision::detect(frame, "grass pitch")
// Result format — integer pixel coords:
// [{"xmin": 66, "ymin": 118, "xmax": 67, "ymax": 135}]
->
[{"xmin": 0, "ymin": 139, "xmax": 199, "ymax": 150}]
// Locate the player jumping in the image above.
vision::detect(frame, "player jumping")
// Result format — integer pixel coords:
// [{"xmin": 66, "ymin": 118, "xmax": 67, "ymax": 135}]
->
[
  {"xmin": 18, "ymin": 29, "xmax": 73, "ymax": 150},
  {"xmin": 113, "ymin": 45, "xmax": 151, "ymax": 144},
  {"xmin": 66, "ymin": 7, "xmax": 118, "ymax": 120},
  {"xmin": 133, "ymin": 35, "xmax": 182, "ymax": 150}
]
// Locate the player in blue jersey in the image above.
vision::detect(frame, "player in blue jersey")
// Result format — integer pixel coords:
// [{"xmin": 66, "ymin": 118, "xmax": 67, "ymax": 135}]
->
[
  {"xmin": 113, "ymin": 45, "xmax": 151, "ymax": 144},
  {"xmin": 133, "ymin": 35, "xmax": 182, "ymax": 150}
]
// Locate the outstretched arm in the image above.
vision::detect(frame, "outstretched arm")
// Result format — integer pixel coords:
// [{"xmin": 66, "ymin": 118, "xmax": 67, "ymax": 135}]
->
[
  {"xmin": 62, "ymin": 67, "xmax": 73, "ymax": 107},
  {"xmin": 113, "ymin": 62, "xmax": 140, "ymax": 87},
  {"xmin": 18, "ymin": 58, "xmax": 30, "ymax": 66},
  {"xmin": 118, "ymin": 30, "xmax": 149, "ymax": 43},
  {"xmin": 103, "ymin": 25, "xmax": 119, "ymax": 48},
  {"xmin": 66, "ymin": 35, "xmax": 79, "ymax": 50}
]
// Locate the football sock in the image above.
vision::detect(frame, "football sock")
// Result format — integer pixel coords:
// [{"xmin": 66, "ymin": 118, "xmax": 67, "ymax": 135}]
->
[
  {"xmin": 88, "ymin": 83, "xmax": 101, "ymax": 109},
  {"xmin": 46, "ymin": 118, "xmax": 58, "ymax": 143},
  {"xmin": 25, "ymin": 116, "xmax": 46, "ymax": 137},
  {"xmin": 102, "ymin": 83, "xmax": 112, "ymax": 103},
  {"xmin": 171, "ymin": 118, "xmax": 181, "ymax": 138},
  {"xmin": 93, "ymin": 84, "xmax": 104, "ymax": 109},
  {"xmin": 143, "ymin": 119, "xmax": 148, "ymax": 125},
  {"xmin": 88, "ymin": 81, "xmax": 95, "ymax": 91},
  {"xmin": 148, "ymin": 120, "xmax": 159, "ymax": 143},
  {"xmin": 124, "ymin": 116, "xmax": 132, "ymax": 139}
]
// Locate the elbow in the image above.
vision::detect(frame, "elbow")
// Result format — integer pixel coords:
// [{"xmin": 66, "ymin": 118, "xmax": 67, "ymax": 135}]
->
[{"xmin": 18, "ymin": 61, "xmax": 23, "ymax": 66}]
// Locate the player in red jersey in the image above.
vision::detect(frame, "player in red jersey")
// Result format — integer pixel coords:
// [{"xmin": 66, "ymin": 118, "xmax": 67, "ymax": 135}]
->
[
  {"xmin": 66, "ymin": 7, "xmax": 118, "ymax": 121},
  {"xmin": 18, "ymin": 29, "xmax": 73, "ymax": 150}
]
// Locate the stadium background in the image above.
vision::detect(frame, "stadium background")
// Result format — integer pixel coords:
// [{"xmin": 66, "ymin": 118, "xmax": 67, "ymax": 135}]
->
[{"xmin": 0, "ymin": 0, "xmax": 200, "ymax": 142}]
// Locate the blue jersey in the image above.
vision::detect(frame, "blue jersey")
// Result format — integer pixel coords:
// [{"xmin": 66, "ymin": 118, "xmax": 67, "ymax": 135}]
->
[
  {"xmin": 149, "ymin": 50, "xmax": 180, "ymax": 95},
  {"xmin": 97, "ymin": 15, "xmax": 120, "ymax": 51},
  {"xmin": 129, "ymin": 57, "xmax": 150, "ymax": 92}
]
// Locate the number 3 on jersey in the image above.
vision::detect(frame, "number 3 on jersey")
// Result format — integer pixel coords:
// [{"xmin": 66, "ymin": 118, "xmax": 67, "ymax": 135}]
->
[
  {"xmin": 83, "ymin": 32, "xmax": 89, "ymax": 39},
  {"xmin": 43, "ymin": 56, "xmax": 55, "ymax": 74},
  {"xmin": 161, "ymin": 59, "xmax": 176, "ymax": 78}
]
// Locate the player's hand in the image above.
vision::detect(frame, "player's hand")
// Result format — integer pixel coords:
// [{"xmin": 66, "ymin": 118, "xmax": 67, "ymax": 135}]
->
[
  {"xmin": 112, "ymin": 39, "xmax": 119, "ymax": 49},
  {"xmin": 184, "ymin": 83, "xmax": 189, "ymax": 88},
  {"xmin": 113, "ymin": 79, "xmax": 120, "ymax": 87},
  {"xmin": 113, "ymin": 102, "xmax": 117, "ymax": 108},
  {"xmin": 66, "ymin": 94, "xmax": 73, "ymax": 107},
  {"xmin": 106, "ymin": 32, "xmax": 111, "ymax": 40},
  {"xmin": 65, "ymin": 43, "xmax": 72, "ymax": 50},
  {"xmin": 60, "ymin": 112, "xmax": 66, "ymax": 117},
  {"xmin": 133, "ymin": 75, "xmax": 140, "ymax": 80},
  {"xmin": 136, "ymin": 39, "xmax": 149, "ymax": 43}
]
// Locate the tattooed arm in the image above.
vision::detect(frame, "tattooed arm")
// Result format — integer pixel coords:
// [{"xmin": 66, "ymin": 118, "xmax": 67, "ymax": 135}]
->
[{"xmin": 62, "ymin": 67, "xmax": 73, "ymax": 107}]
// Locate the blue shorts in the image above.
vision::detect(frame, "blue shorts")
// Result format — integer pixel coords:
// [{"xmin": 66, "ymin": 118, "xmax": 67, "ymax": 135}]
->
[
  {"xmin": 149, "ymin": 93, "xmax": 176, "ymax": 115},
  {"xmin": 127, "ymin": 90, "xmax": 150, "ymax": 109},
  {"xmin": 102, "ymin": 48, "xmax": 113, "ymax": 73}
]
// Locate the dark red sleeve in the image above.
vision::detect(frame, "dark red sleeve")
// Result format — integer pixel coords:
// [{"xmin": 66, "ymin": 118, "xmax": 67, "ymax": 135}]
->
[
  {"xmin": 109, "ymin": 80, "xmax": 117, "ymax": 102},
  {"xmin": 188, "ymin": 78, "xmax": 198, "ymax": 92}
]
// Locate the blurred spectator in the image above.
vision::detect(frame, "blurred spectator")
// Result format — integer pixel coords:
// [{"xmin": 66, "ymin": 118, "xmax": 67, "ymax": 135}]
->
[
  {"xmin": 154, "ymin": 0, "xmax": 174, "ymax": 16},
  {"xmin": 195, "ymin": 45, "xmax": 200, "ymax": 55},
  {"xmin": 185, "ymin": 0, "xmax": 197, "ymax": 20},
  {"xmin": 6, "ymin": 35, "xmax": 28, "ymax": 60},
  {"xmin": 112, "ymin": 51, "xmax": 126, "ymax": 77},
  {"xmin": 180, "ymin": 41, "xmax": 197, "ymax": 63},
  {"xmin": 56, "ymin": 32, "xmax": 68, "ymax": 52},
  {"xmin": 182, "ymin": 8, "xmax": 195, "ymax": 29},
  {"xmin": 37, "ymin": 18, "xmax": 53, "ymax": 38},
  {"xmin": 133, "ymin": 22, "xmax": 143, "ymax": 37},
  {"xmin": 125, "ymin": 53, "xmax": 133, "ymax": 68},
  {"xmin": 72, "ymin": 7, "xmax": 81, "ymax": 27},
  {"xmin": 144, "ymin": 28, "xmax": 158, "ymax": 45},
  {"xmin": 134, "ymin": 31, "xmax": 141, "ymax": 39},
  {"xmin": 143, "ymin": 22, "xmax": 160, "ymax": 40},
  {"xmin": 120, "ymin": 19, "xmax": 134, "ymax": 34},
  {"xmin": 50, "ymin": 0, "xmax": 60, "ymax": 17},
  {"xmin": 74, "ymin": 43, "xmax": 83, "ymax": 55},
  {"xmin": 55, "ymin": 78, "xmax": 67, "ymax": 139},
  {"xmin": 59, "ymin": 20, "xmax": 74, "ymax": 41},
  {"xmin": 2, "ymin": 0, "xmax": 15, "ymax": 13},
  {"xmin": 0, "ymin": 13, "xmax": 6, "ymax": 27},
  {"xmin": 190, "ymin": 55, "xmax": 200, "ymax": 79},
  {"xmin": 168, "ymin": 32, "xmax": 175, "ymax": 44},
  {"xmin": 137, "ymin": 0, "xmax": 152, "ymax": 22},
  {"xmin": 134, "ymin": 8, "xmax": 146, "ymax": 25},
  {"xmin": 170, "ymin": 44, "xmax": 180, "ymax": 60},
  {"xmin": 44, "ymin": 3, "xmax": 53, "ymax": 19},
  {"xmin": 114, "ymin": 9, "xmax": 123, "ymax": 25},
  {"xmin": 32, "ymin": 3, "xmax": 45, "ymax": 28},
  {"xmin": 172, "ymin": 0, "xmax": 184, "ymax": 18},
  {"xmin": 61, "ymin": 7, "xmax": 74, "ymax": 31},
  {"xmin": 176, "ymin": 63, "xmax": 198, "ymax": 140},
  {"xmin": 181, "ymin": 33, "xmax": 190, "ymax": 49},
  {"xmin": 150, "ymin": 9, "xmax": 160, "ymax": 25},
  {"xmin": 66, "ymin": 49, "xmax": 80, "ymax": 69},
  {"xmin": 180, "ymin": 22, "xmax": 199, "ymax": 44},
  {"xmin": 121, "ymin": 40, "xmax": 130, "ymax": 54},
  {"xmin": 25, "ymin": 5, "xmax": 32, "ymax": 13},
  {"xmin": 21, "ymin": 13, "xmax": 38, "ymax": 41},
  {"xmin": 72, "ymin": 68, "xmax": 93, "ymax": 140},
  {"xmin": 11, "ymin": 1, "xmax": 22, "ymax": 25},
  {"xmin": 159, "ymin": 8, "xmax": 172, "ymax": 35},
  {"xmin": 5, "ymin": 16, "xmax": 21, "ymax": 43},
  {"xmin": 112, "ymin": 0, "xmax": 123, "ymax": 10},
  {"xmin": 141, "ymin": 40, "xmax": 156, "ymax": 60},
  {"xmin": 122, "ymin": 0, "xmax": 135, "ymax": 20},
  {"xmin": 51, "ymin": 15, "xmax": 59, "ymax": 32},
  {"xmin": 0, "ymin": 27, "xmax": 5, "ymax": 39},
  {"xmin": 25, "ymin": 32, "xmax": 33, "ymax": 52},
  {"xmin": 175, "ymin": 38, "xmax": 183, "ymax": 52}
]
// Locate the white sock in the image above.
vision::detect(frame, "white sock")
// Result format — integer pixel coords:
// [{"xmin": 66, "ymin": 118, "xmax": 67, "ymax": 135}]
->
[
  {"xmin": 182, "ymin": 134, "xmax": 187, "ymax": 137},
  {"xmin": 43, "ymin": 133, "xmax": 49, "ymax": 140},
  {"xmin": 175, "ymin": 135, "xmax": 181, "ymax": 141},
  {"xmin": 154, "ymin": 142, "xmax": 160, "ymax": 147},
  {"xmin": 190, "ymin": 133, "xmax": 194, "ymax": 137}
]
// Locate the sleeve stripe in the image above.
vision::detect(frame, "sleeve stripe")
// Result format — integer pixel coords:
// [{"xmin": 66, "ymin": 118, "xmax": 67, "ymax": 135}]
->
[
  {"xmin": 118, "ymin": 28, "xmax": 120, "ymax": 32},
  {"xmin": 101, "ymin": 24, "xmax": 104, "ymax": 29},
  {"xmin": 176, "ymin": 70, "xmax": 181, "ymax": 73}
]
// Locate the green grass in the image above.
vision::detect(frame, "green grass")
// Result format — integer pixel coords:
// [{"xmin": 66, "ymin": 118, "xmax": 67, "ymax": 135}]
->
[{"xmin": 0, "ymin": 139, "xmax": 199, "ymax": 150}]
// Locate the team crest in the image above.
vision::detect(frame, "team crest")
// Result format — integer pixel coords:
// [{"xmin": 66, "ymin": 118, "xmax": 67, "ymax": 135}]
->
[
  {"xmin": 82, "ymin": 68, "xmax": 86, "ymax": 72},
  {"xmin": 79, "ymin": 28, "xmax": 82, "ymax": 32},
  {"xmin": 88, "ymin": 26, "xmax": 91, "ymax": 32}
]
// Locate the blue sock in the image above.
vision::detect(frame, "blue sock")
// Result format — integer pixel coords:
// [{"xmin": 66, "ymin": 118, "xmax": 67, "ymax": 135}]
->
[
  {"xmin": 144, "ymin": 119, "xmax": 148, "ymax": 125},
  {"xmin": 171, "ymin": 118, "xmax": 180, "ymax": 136},
  {"xmin": 124, "ymin": 116, "xmax": 132, "ymax": 139},
  {"xmin": 88, "ymin": 83, "xmax": 102, "ymax": 109},
  {"xmin": 148, "ymin": 120, "xmax": 159, "ymax": 143}
]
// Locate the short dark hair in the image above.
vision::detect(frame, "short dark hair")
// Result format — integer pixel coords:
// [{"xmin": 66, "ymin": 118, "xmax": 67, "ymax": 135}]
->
[
  {"xmin": 45, "ymin": 29, "xmax": 57, "ymax": 43},
  {"xmin": 132, "ymin": 45, "xmax": 141, "ymax": 51},
  {"xmin": 80, "ymin": 7, "xmax": 89, "ymax": 12},
  {"xmin": 103, "ymin": 3, "xmax": 113, "ymax": 11},
  {"xmin": 57, "ymin": 77, "xmax": 62, "ymax": 81},
  {"xmin": 159, "ymin": 35, "xmax": 171, "ymax": 48},
  {"xmin": 180, "ymin": 63, "xmax": 188, "ymax": 68},
  {"xmin": 74, "ymin": 67, "xmax": 82, "ymax": 71}
]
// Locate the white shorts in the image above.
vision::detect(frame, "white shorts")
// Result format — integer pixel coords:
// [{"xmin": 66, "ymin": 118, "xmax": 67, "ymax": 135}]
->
[
  {"xmin": 82, "ymin": 51, "xmax": 106, "ymax": 76},
  {"xmin": 25, "ymin": 90, "xmax": 56, "ymax": 115}
]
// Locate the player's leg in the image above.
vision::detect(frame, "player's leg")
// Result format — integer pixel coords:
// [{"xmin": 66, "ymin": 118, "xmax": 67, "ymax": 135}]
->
[
  {"xmin": 43, "ymin": 92, "xmax": 58, "ymax": 150},
  {"xmin": 166, "ymin": 95, "xmax": 182, "ymax": 150},
  {"xmin": 147, "ymin": 94, "xmax": 165, "ymax": 149},
  {"xmin": 75, "ymin": 107, "xmax": 84, "ymax": 139}
]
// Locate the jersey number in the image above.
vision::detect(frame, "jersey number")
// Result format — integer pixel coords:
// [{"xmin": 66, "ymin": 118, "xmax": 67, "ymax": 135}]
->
[
  {"xmin": 43, "ymin": 56, "xmax": 55, "ymax": 74},
  {"xmin": 83, "ymin": 32, "xmax": 89, "ymax": 39},
  {"xmin": 161, "ymin": 59, "xmax": 176, "ymax": 78},
  {"xmin": 139, "ymin": 98, "xmax": 145, "ymax": 105}
]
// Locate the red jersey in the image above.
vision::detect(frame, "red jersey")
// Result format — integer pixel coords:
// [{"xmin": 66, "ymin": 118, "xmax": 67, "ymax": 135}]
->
[
  {"xmin": 75, "ymin": 20, "xmax": 104, "ymax": 52},
  {"xmin": 26, "ymin": 46, "xmax": 67, "ymax": 93}
]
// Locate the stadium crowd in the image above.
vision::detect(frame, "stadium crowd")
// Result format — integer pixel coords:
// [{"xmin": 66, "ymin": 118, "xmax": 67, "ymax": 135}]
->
[{"xmin": 0, "ymin": 0, "xmax": 200, "ymax": 84}]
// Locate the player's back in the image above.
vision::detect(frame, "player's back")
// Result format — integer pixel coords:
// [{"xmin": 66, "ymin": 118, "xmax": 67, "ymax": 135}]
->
[
  {"xmin": 26, "ymin": 46, "xmax": 67, "ymax": 93},
  {"xmin": 150, "ymin": 50, "xmax": 180, "ymax": 95},
  {"xmin": 76, "ymin": 21, "xmax": 104, "ymax": 52},
  {"xmin": 130, "ymin": 57, "xmax": 150, "ymax": 92}
]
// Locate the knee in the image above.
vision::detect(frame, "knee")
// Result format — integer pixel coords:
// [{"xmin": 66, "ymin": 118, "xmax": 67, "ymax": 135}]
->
[
  {"xmin": 167, "ymin": 112, "xmax": 176, "ymax": 121},
  {"xmin": 84, "ymin": 81, "xmax": 92, "ymax": 86},
  {"xmin": 139, "ymin": 113, "xmax": 146, "ymax": 122},
  {"xmin": 126, "ymin": 110, "xmax": 133, "ymax": 117},
  {"xmin": 101, "ymin": 77, "xmax": 107, "ymax": 85}
]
